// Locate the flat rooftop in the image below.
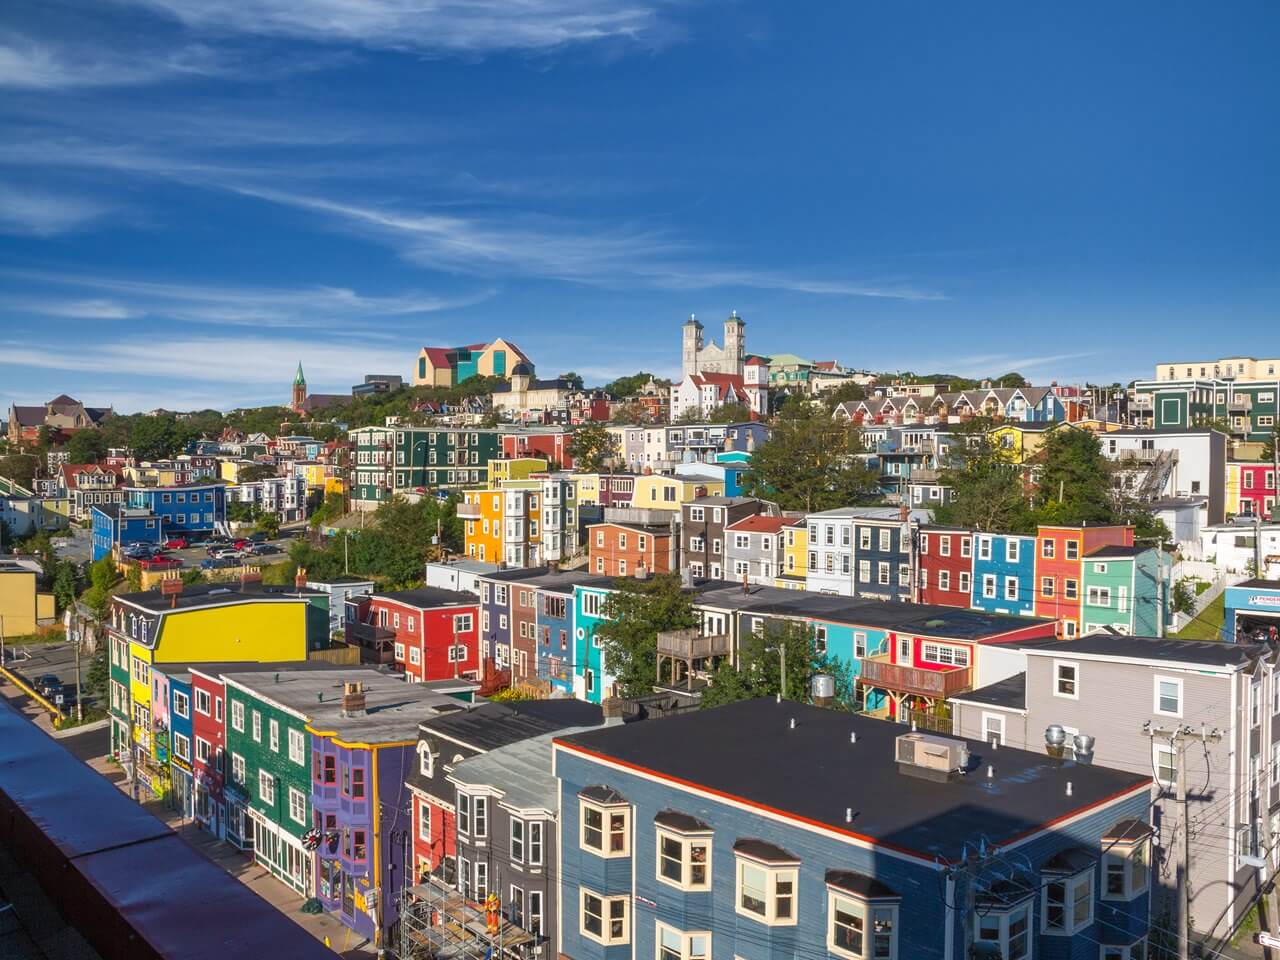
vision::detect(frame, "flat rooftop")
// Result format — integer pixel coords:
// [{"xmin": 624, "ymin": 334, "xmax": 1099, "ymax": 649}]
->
[
  {"xmin": 221, "ymin": 668, "xmax": 465, "ymax": 741},
  {"xmin": 116, "ymin": 582, "xmax": 325, "ymax": 613},
  {"xmin": 1022, "ymin": 633, "xmax": 1261, "ymax": 668},
  {"xmin": 376, "ymin": 586, "xmax": 478, "ymax": 608},
  {"xmin": 557, "ymin": 697, "xmax": 1149, "ymax": 863},
  {"xmin": 422, "ymin": 699, "xmax": 603, "ymax": 751}
]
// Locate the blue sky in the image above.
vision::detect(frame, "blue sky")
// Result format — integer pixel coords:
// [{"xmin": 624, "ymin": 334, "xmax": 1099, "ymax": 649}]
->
[{"xmin": 1, "ymin": 1, "xmax": 1276, "ymax": 412}]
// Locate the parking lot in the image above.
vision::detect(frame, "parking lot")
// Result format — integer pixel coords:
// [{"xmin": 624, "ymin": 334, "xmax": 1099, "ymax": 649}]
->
[
  {"xmin": 126, "ymin": 532, "xmax": 300, "ymax": 572},
  {"xmin": 1, "ymin": 641, "xmax": 95, "ymax": 712}
]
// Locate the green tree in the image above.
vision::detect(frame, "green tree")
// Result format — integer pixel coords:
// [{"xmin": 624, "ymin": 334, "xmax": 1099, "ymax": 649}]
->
[
  {"xmin": 610, "ymin": 401, "xmax": 652, "ymax": 424},
  {"xmin": 238, "ymin": 464, "xmax": 280, "ymax": 483},
  {"xmin": 66, "ymin": 430, "xmax": 107, "ymax": 464},
  {"xmin": 823, "ymin": 381, "xmax": 868, "ymax": 409},
  {"xmin": 85, "ymin": 646, "xmax": 109, "ymax": 699},
  {"xmin": 700, "ymin": 620, "xmax": 856, "ymax": 709},
  {"xmin": 0, "ymin": 452, "xmax": 40, "ymax": 489},
  {"xmin": 227, "ymin": 501, "xmax": 259, "ymax": 523},
  {"xmin": 932, "ymin": 417, "xmax": 1036, "ymax": 533},
  {"xmin": 741, "ymin": 397, "xmax": 880, "ymax": 512},
  {"xmin": 1170, "ymin": 579, "xmax": 1195, "ymax": 617},
  {"xmin": 1263, "ymin": 423, "xmax": 1280, "ymax": 462},
  {"xmin": 595, "ymin": 574, "xmax": 697, "ymax": 698},
  {"xmin": 309, "ymin": 491, "xmax": 346, "ymax": 529},
  {"xmin": 995, "ymin": 371, "xmax": 1030, "ymax": 387},
  {"xmin": 603, "ymin": 372, "xmax": 660, "ymax": 398},
  {"xmin": 81, "ymin": 557, "xmax": 121, "ymax": 619},
  {"xmin": 129, "ymin": 416, "xmax": 181, "ymax": 461},
  {"xmin": 560, "ymin": 371, "xmax": 585, "ymax": 391},
  {"xmin": 1032, "ymin": 428, "xmax": 1115, "ymax": 525},
  {"xmin": 567, "ymin": 423, "xmax": 617, "ymax": 472},
  {"xmin": 52, "ymin": 561, "xmax": 80, "ymax": 613},
  {"xmin": 255, "ymin": 513, "xmax": 281, "ymax": 538},
  {"xmin": 703, "ymin": 403, "xmax": 752, "ymax": 424}
]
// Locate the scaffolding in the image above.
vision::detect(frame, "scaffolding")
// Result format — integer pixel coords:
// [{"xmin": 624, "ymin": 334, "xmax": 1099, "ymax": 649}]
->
[{"xmin": 397, "ymin": 876, "xmax": 538, "ymax": 960}]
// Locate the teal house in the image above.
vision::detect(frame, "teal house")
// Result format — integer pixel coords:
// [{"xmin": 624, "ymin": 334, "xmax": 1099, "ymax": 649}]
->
[
  {"xmin": 1079, "ymin": 545, "xmax": 1164, "ymax": 636},
  {"xmin": 573, "ymin": 581, "xmax": 615, "ymax": 704}
]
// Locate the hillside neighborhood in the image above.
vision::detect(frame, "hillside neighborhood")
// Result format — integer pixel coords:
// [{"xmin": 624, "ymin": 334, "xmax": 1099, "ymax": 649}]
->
[{"xmin": 3, "ymin": 330, "xmax": 1280, "ymax": 960}]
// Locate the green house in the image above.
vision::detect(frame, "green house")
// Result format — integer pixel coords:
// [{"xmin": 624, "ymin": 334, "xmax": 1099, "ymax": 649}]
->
[{"xmin": 1080, "ymin": 545, "xmax": 1165, "ymax": 636}]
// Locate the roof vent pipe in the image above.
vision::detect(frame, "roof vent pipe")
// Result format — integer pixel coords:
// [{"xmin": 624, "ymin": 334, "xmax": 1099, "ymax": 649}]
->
[
  {"xmin": 845, "ymin": 807, "xmax": 852, "ymax": 823},
  {"xmin": 1065, "ymin": 781, "xmax": 1073, "ymax": 797},
  {"xmin": 789, "ymin": 718, "xmax": 796, "ymax": 730}
]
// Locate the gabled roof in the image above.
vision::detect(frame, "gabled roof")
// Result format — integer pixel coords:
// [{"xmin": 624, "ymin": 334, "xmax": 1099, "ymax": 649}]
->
[{"xmin": 726, "ymin": 514, "xmax": 790, "ymax": 534}]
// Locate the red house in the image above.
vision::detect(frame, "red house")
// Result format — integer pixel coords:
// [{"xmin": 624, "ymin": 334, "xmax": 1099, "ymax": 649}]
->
[
  {"xmin": 367, "ymin": 588, "xmax": 482, "ymax": 683},
  {"xmin": 1033, "ymin": 524, "xmax": 1132, "ymax": 637},
  {"xmin": 1237, "ymin": 462, "xmax": 1278, "ymax": 520},
  {"xmin": 916, "ymin": 526, "xmax": 974, "ymax": 608},
  {"xmin": 188, "ymin": 667, "xmax": 228, "ymax": 840},
  {"xmin": 501, "ymin": 429, "xmax": 575, "ymax": 469}
]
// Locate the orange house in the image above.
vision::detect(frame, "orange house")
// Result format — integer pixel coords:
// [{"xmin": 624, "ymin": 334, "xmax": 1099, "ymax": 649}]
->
[
  {"xmin": 588, "ymin": 522, "xmax": 674, "ymax": 578},
  {"xmin": 461, "ymin": 489, "xmax": 502, "ymax": 563},
  {"xmin": 1033, "ymin": 524, "xmax": 1133, "ymax": 636}
]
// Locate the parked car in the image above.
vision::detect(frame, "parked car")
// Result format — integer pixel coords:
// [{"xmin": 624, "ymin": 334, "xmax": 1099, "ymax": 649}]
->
[
  {"xmin": 200, "ymin": 557, "xmax": 235, "ymax": 570},
  {"xmin": 121, "ymin": 543, "xmax": 153, "ymax": 558},
  {"xmin": 232, "ymin": 539, "xmax": 251, "ymax": 550},
  {"xmin": 247, "ymin": 532, "xmax": 268, "ymax": 544},
  {"xmin": 211, "ymin": 549, "xmax": 241, "ymax": 561},
  {"xmin": 163, "ymin": 537, "xmax": 188, "ymax": 550},
  {"xmin": 251, "ymin": 543, "xmax": 282, "ymax": 555},
  {"xmin": 34, "ymin": 674, "xmax": 62, "ymax": 697},
  {"xmin": 205, "ymin": 535, "xmax": 231, "ymax": 546}
]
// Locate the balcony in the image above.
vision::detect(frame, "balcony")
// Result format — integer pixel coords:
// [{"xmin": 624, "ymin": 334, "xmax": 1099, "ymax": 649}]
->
[
  {"xmin": 1229, "ymin": 396, "xmax": 1253, "ymax": 412},
  {"xmin": 657, "ymin": 629, "xmax": 731, "ymax": 659},
  {"xmin": 346, "ymin": 622, "xmax": 396, "ymax": 665},
  {"xmin": 455, "ymin": 502, "xmax": 482, "ymax": 519},
  {"xmin": 859, "ymin": 653, "xmax": 971, "ymax": 699},
  {"xmin": 911, "ymin": 468, "xmax": 940, "ymax": 483}
]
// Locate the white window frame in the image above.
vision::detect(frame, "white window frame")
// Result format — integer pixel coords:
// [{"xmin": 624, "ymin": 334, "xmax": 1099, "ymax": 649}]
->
[
  {"xmin": 580, "ymin": 887, "xmax": 630, "ymax": 945},
  {"xmin": 1102, "ymin": 840, "xmax": 1150, "ymax": 902},
  {"xmin": 827, "ymin": 887, "xmax": 899, "ymax": 960},
  {"xmin": 1041, "ymin": 870, "xmax": 1093, "ymax": 936},
  {"xmin": 1053, "ymin": 660, "xmax": 1079, "ymax": 700},
  {"xmin": 288, "ymin": 728, "xmax": 305, "ymax": 765},
  {"xmin": 1153, "ymin": 742, "xmax": 1176, "ymax": 788},
  {"xmin": 269, "ymin": 718, "xmax": 279, "ymax": 753},
  {"xmin": 580, "ymin": 799, "xmax": 630, "ymax": 857},
  {"xmin": 655, "ymin": 826, "xmax": 712, "ymax": 891},
  {"xmin": 258, "ymin": 770, "xmax": 275, "ymax": 805},
  {"xmin": 1153, "ymin": 675, "xmax": 1182, "ymax": 718},
  {"xmin": 734, "ymin": 856, "xmax": 798, "ymax": 926},
  {"xmin": 655, "ymin": 922, "xmax": 711, "ymax": 960},
  {"xmin": 972, "ymin": 900, "xmax": 1031, "ymax": 960},
  {"xmin": 982, "ymin": 712, "xmax": 1006, "ymax": 746},
  {"xmin": 288, "ymin": 786, "xmax": 307, "ymax": 825}
]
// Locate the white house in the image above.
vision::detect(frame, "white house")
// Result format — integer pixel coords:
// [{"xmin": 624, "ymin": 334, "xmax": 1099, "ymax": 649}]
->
[{"xmin": 1100, "ymin": 428, "xmax": 1227, "ymax": 526}]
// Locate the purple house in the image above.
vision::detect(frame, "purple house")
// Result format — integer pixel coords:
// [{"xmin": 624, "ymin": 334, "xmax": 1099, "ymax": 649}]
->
[{"xmin": 309, "ymin": 677, "xmax": 478, "ymax": 946}]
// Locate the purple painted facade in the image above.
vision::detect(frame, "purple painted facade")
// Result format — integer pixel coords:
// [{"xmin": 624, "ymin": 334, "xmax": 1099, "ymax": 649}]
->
[{"xmin": 310, "ymin": 734, "xmax": 416, "ymax": 945}]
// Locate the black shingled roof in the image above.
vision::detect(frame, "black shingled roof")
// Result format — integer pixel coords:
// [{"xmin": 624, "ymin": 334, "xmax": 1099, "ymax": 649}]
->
[
  {"xmin": 557, "ymin": 698, "xmax": 1149, "ymax": 863},
  {"xmin": 420, "ymin": 699, "xmax": 602, "ymax": 751}
]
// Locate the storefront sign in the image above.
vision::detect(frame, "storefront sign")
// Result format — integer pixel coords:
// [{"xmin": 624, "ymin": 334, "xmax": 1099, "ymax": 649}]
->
[{"xmin": 1248, "ymin": 595, "xmax": 1280, "ymax": 608}]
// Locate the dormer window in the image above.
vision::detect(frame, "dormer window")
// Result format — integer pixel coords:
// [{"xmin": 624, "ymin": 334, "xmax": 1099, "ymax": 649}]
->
[{"xmin": 416, "ymin": 740, "xmax": 435, "ymax": 778}]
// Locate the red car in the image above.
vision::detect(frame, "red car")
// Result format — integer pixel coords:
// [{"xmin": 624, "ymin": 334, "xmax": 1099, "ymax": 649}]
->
[
  {"xmin": 164, "ymin": 537, "xmax": 188, "ymax": 550},
  {"xmin": 232, "ymin": 539, "xmax": 251, "ymax": 550}
]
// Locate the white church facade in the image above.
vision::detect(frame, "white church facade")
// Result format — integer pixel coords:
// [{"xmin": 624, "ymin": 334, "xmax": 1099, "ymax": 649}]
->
[{"xmin": 672, "ymin": 313, "xmax": 767, "ymax": 420}]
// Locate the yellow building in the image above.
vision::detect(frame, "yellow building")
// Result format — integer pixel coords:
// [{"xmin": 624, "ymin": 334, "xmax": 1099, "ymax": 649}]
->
[
  {"xmin": 776, "ymin": 519, "xmax": 809, "ymax": 590},
  {"xmin": 488, "ymin": 457, "xmax": 549, "ymax": 486},
  {"xmin": 574, "ymin": 473, "xmax": 602, "ymax": 506},
  {"xmin": 0, "ymin": 559, "xmax": 56, "ymax": 636},
  {"xmin": 986, "ymin": 422, "xmax": 1072, "ymax": 464},
  {"xmin": 631, "ymin": 474, "xmax": 726, "ymax": 511}
]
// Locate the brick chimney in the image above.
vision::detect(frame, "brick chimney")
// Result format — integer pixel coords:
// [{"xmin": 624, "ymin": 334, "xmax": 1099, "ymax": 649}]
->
[
  {"xmin": 295, "ymin": 566, "xmax": 308, "ymax": 590},
  {"xmin": 341, "ymin": 681, "xmax": 367, "ymax": 718}
]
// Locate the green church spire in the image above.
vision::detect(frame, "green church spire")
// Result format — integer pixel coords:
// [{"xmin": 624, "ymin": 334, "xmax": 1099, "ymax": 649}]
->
[{"xmin": 294, "ymin": 362, "xmax": 306, "ymax": 387}]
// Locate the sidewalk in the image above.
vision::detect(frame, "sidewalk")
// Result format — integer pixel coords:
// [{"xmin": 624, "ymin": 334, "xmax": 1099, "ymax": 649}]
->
[
  {"xmin": 3, "ymin": 674, "xmax": 377, "ymax": 959},
  {"xmin": 82, "ymin": 751, "xmax": 378, "ymax": 959}
]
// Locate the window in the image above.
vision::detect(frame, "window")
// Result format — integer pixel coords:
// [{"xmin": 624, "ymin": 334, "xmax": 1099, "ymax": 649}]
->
[
  {"xmin": 828, "ymin": 889, "xmax": 898, "ymax": 959},
  {"xmin": 1100, "ymin": 941, "xmax": 1147, "ymax": 960},
  {"xmin": 195, "ymin": 737, "xmax": 211, "ymax": 763},
  {"xmin": 973, "ymin": 902, "xmax": 1030, "ymax": 960},
  {"xmin": 527, "ymin": 819, "xmax": 543, "ymax": 866},
  {"xmin": 1054, "ymin": 660, "xmax": 1079, "ymax": 698},
  {"xmin": 258, "ymin": 770, "xmax": 275, "ymax": 805},
  {"xmin": 1064, "ymin": 579, "xmax": 1078, "ymax": 600},
  {"xmin": 288, "ymin": 787, "xmax": 306, "ymax": 825},
  {"xmin": 580, "ymin": 889, "xmax": 629, "ymax": 945},
  {"xmin": 580, "ymin": 799, "xmax": 629, "ymax": 856},
  {"xmin": 252, "ymin": 710, "xmax": 261, "ymax": 742},
  {"xmin": 879, "ymin": 529, "xmax": 891, "ymax": 551},
  {"xmin": 269, "ymin": 719, "xmax": 279, "ymax": 752},
  {"xmin": 1252, "ymin": 680, "xmax": 1262, "ymax": 727},
  {"xmin": 1066, "ymin": 540, "xmax": 1079, "ymax": 560},
  {"xmin": 321, "ymin": 755, "xmax": 336, "ymax": 784},
  {"xmin": 938, "ymin": 570, "xmax": 950, "ymax": 591},
  {"xmin": 878, "ymin": 562, "xmax": 890, "ymax": 585},
  {"xmin": 353, "ymin": 830, "xmax": 367, "ymax": 862},
  {"xmin": 1154, "ymin": 676, "xmax": 1182, "ymax": 717},
  {"xmin": 173, "ymin": 690, "xmax": 190, "ymax": 718},
  {"xmin": 231, "ymin": 753, "xmax": 245, "ymax": 785},
  {"xmin": 418, "ymin": 802, "xmax": 431, "ymax": 841},
  {"xmin": 1042, "ymin": 538, "xmax": 1054, "ymax": 559},
  {"xmin": 173, "ymin": 733, "xmax": 191, "ymax": 762},
  {"xmin": 959, "ymin": 571, "xmax": 971, "ymax": 593},
  {"xmin": 351, "ymin": 767, "xmax": 366, "ymax": 800},
  {"xmin": 656, "ymin": 827, "xmax": 712, "ymax": 891},
  {"xmin": 978, "ymin": 537, "xmax": 992, "ymax": 561},
  {"xmin": 735, "ymin": 857, "xmax": 797, "ymax": 925},
  {"xmin": 1103, "ymin": 841, "xmax": 1150, "ymax": 901},
  {"xmin": 1004, "ymin": 577, "xmax": 1018, "ymax": 601},
  {"xmin": 656, "ymin": 923, "xmax": 711, "ymax": 960},
  {"xmin": 1006, "ymin": 539, "xmax": 1019, "ymax": 563},
  {"xmin": 921, "ymin": 642, "xmax": 969, "ymax": 667},
  {"xmin": 983, "ymin": 574, "xmax": 997, "ymax": 599},
  {"xmin": 409, "ymin": 646, "xmax": 421, "ymax": 665},
  {"xmin": 939, "ymin": 536, "xmax": 951, "ymax": 557},
  {"xmin": 982, "ymin": 712, "xmax": 1006, "ymax": 746},
  {"xmin": 961, "ymin": 537, "xmax": 972, "ymax": 558},
  {"xmin": 1042, "ymin": 870, "xmax": 1092, "ymax": 935}
]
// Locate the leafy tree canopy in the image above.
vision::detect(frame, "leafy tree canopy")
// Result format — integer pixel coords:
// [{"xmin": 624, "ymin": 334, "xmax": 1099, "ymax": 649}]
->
[
  {"xmin": 603, "ymin": 372, "xmax": 662, "ymax": 398},
  {"xmin": 595, "ymin": 574, "xmax": 697, "ymax": 698},
  {"xmin": 567, "ymin": 423, "xmax": 617, "ymax": 473},
  {"xmin": 700, "ymin": 619, "xmax": 857, "ymax": 710},
  {"xmin": 740, "ymin": 397, "xmax": 880, "ymax": 512},
  {"xmin": 66, "ymin": 430, "xmax": 107, "ymax": 464}
]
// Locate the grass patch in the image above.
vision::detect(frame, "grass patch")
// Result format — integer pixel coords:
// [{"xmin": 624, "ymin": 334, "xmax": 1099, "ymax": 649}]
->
[
  {"xmin": 1194, "ymin": 580, "xmax": 1211, "ymax": 596},
  {"xmin": 3, "ymin": 627, "xmax": 67, "ymax": 645},
  {"xmin": 1175, "ymin": 593, "xmax": 1225, "ymax": 641}
]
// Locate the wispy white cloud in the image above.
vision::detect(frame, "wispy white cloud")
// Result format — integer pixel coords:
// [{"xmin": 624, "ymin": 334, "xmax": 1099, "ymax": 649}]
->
[
  {"xmin": 118, "ymin": 0, "xmax": 675, "ymax": 54},
  {"xmin": 905, "ymin": 351, "xmax": 1101, "ymax": 376},
  {"xmin": 639, "ymin": 267, "xmax": 947, "ymax": 301},
  {"xmin": 1, "ymin": 269, "xmax": 496, "ymax": 327},
  {"xmin": 0, "ymin": 32, "xmax": 228, "ymax": 89},
  {"xmin": 0, "ymin": 183, "xmax": 114, "ymax": 235}
]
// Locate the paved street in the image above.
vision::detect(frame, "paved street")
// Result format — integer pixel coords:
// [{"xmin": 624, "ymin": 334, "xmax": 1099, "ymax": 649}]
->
[
  {"xmin": 0, "ymin": 673, "xmax": 375, "ymax": 959},
  {"xmin": 1, "ymin": 641, "xmax": 96, "ymax": 711}
]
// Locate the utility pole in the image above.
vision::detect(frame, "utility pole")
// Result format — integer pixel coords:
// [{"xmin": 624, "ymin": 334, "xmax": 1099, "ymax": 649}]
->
[
  {"xmin": 1144, "ymin": 722, "xmax": 1223, "ymax": 960},
  {"xmin": 1257, "ymin": 512, "xmax": 1265, "ymax": 579}
]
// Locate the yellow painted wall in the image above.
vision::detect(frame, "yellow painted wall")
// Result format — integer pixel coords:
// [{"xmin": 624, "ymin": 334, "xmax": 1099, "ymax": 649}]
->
[
  {"xmin": 0, "ymin": 571, "xmax": 39, "ymax": 635},
  {"xmin": 575, "ymin": 473, "xmax": 601, "ymax": 506},
  {"xmin": 36, "ymin": 593, "xmax": 55, "ymax": 622},
  {"xmin": 128, "ymin": 641, "xmax": 153, "ymax": 708},
  {"xmin": 488, "ymin": 458, "xmax": 548, "ymax": 485},
  {"xmin": 1226, "ymin": 462, "xmax": 1242, "ymax": 515},
  {"xmin": 632, "ymin": 476, "xmax": 726, "ymax": 511},
  {"xmin": 782, "ymin": 525, "xmax": 809, "ymax": 580},
  {"xmin": 153, "ymin": 601, "xmax": 309, "ymax": 664}
]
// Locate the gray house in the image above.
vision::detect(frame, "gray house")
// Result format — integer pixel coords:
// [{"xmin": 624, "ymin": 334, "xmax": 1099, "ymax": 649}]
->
[
  {"xmin": 723, "ymin": 513, "xmax": 791, "ymax": 585},
  {"xmin": 952, "ymin": 633, "xmax": 1271, "ymax": 941},
  {"xmin": 679, "ymin": 496, "xmax": 775, "ymax": 582},
  {"xmin": 448, "ymin": 726, "xmax": 601, "ymax": 957}
]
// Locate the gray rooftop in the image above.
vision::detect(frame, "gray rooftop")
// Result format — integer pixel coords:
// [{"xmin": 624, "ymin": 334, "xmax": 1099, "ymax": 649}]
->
[
  {"xmin": 220, "ymin": 668, "xmax": 468, "ymax": 741},
  {"xmin": 450, "ymin": 724, "xmax": 603, "ymax": 813}
]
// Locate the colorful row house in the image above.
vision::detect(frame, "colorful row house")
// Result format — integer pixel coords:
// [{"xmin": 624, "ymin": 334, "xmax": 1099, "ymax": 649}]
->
[
  {"xmin": 460, "ymin": 473, "xmax": 581, "ymax": 568},
  {"xmin": 1227, "ymin": 461, "xmax": 1279, "ymax": 520},
  {"xmin": 344, "ymin": 587, "xmax": 481, "ymax": 682}
]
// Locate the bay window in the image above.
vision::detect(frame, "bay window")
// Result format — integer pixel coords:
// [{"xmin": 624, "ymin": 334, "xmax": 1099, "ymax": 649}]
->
[
  {"xmin": 1042, "ymin": 867, "xmax": 1093, "ymax": 935},
  {"xmin": 655, "ymin": 817, "xmax": 712, "ymax": 891},
  {"xmin": 734, "ymin": 842, "xmax": 798, "ymax": 925},
  {"xmin": 580, "ymin": 888, "xmax": 629, "ymax": 945},
  {"xmin": 828, "ymin": 887, "xmax": 899, "ymax": 960},
  {"xmin": 580, "ymin": 790, "xmax": 629, "ymax": 857},
  {"xmin": 973, "ymin": 900, "xmax": 1031, "ymax": 960},
  {"xmin": 656, "ymin": 922, "xmax": 710, "ymax": 960}
]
